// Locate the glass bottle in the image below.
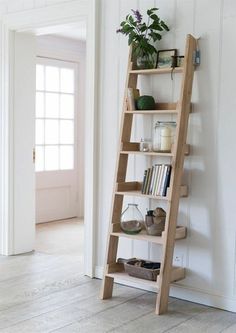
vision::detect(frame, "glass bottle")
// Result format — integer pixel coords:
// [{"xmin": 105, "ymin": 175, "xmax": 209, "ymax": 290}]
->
[
  {"xmin": 153, "ymin": 121, "xmax": 176, "ymax": 152},
  {"xmin": 121, "ymin": 203, "xmax": 144, "ymax": 234}
]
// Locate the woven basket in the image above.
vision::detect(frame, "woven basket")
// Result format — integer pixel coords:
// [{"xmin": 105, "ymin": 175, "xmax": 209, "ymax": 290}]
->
[{"xmin": 124, "ymin": 259, "xmax": 161, "ymax": 281}]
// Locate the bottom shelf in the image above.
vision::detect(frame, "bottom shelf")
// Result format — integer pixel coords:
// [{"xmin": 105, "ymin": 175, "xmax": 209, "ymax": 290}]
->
[{"xmin": 106, "ymin": 266, "xmax": 185, "ymax": 292}]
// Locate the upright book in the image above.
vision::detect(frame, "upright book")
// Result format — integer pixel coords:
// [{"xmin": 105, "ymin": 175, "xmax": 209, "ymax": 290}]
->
[{"xmin": 127, "ymin": 88, "xmax": 140, "ymax": 110}]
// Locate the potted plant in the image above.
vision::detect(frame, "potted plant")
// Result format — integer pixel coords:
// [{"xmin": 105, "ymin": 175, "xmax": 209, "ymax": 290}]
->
[{"xmin": 117, "ymin": 8, "xmax": 169, "ymax": 69}]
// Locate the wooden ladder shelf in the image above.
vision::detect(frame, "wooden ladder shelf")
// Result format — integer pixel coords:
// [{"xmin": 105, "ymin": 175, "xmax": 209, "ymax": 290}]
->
[{"xmin": 100, "ymin": 34, "xmax": 197, "ymax": 315}]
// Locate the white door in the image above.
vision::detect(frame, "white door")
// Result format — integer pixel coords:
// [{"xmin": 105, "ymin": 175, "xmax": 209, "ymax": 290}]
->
[
  {"xmin": 35, "ymin": 58, "xmax": 78, "ymax": 223},
  {"xmin": 12, "ymin": 32, "xmax": 36, "ymax": 254}
]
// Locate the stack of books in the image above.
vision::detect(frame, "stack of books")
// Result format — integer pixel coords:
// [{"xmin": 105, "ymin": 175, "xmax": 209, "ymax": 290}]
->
[{"xmin": 141, "ymin": 164, "xmax": 171, "ymax": 197}]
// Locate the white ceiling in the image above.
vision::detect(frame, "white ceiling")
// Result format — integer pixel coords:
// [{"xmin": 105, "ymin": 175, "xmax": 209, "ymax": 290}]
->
[{"xmin": 34, "ymin": 21, "xmax": 87, "ymax": 41}]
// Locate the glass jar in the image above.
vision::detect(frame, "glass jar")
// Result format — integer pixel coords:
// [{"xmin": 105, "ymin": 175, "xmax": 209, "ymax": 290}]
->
[
  {"xmin": 139, "ymin": 138, "xmax": 152, "ymax": 152},
  {"xmin": 153, "ymin": 121, "xmax": 176, "ymax": 152},
  {"xmin": 121, "ymin": 203, "xmax": 144, "ymax": 234}
]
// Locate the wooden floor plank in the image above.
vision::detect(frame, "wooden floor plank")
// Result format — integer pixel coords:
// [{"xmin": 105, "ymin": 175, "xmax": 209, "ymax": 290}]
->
[
  {"xmin": 165, "ymin": 306, "xmax": 236, "ymax": 333},
  {"xmin": 52, "ymin": 293, "xmax": 159, "ymax": 333},
  {"xmin": 107, "ymin": 298, "xmax": 209, "ymax": 333}
]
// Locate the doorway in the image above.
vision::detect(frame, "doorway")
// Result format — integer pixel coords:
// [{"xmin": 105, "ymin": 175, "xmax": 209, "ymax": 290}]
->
[
  {"xmin": 0, "ymin": 1, "xmax": 98, "ymax": 277},
  {"xmin": 34, "ymin": 26, "xmax": 86, "ymax": 263}
]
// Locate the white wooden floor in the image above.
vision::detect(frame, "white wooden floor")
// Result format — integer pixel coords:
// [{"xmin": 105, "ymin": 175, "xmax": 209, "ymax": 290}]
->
[{"xmin": 0, "ymin": 219, "xmax": 236, "ymax": 332}]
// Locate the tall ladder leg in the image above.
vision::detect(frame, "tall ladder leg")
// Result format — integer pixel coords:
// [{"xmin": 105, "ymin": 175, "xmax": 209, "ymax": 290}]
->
[
  {"xmin": 100, "ymin": 50, "xmax": 137, "ymax": 299},
  {"xmin": 156, "ymin": 35, "xmax": 197, "ymax": 314}
]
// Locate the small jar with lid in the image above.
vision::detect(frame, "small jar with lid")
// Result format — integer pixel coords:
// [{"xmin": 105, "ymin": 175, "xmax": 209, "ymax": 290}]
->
[{"xmin": 153, "ymin": 121, "xmax": 176, "ymax": 152}]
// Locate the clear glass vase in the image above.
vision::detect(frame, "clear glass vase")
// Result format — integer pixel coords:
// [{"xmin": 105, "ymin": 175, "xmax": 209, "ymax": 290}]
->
[
  {"xmin": 121, "ymin": 203, "xmax": 144, "ymax": 234},
  {"xmin": 136, "ymin": 54, "xmax": 156, "ymax": 70}
]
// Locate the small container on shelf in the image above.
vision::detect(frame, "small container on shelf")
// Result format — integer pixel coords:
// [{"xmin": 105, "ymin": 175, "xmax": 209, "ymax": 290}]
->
[
  {"xmin": 171, "ymin": 55, "xmax": 185, "ymax": 67},
  {"xmin": 144, "ymin": 208, "xmax": 166, "ymax": 236},
  {"xmin": 120, "ymin": 258, "xmax": 161, "ymax": 281},
  {"xmin": 139, "ymin": 138, "xmax": 152, "ymax": 152},
  {"xmin": 153, "ymin": 121, "xmax": 176, "ymax": 152},
  {"xmin": 120, "ymin": 203, "xmax": 144, "ymax": 235}
]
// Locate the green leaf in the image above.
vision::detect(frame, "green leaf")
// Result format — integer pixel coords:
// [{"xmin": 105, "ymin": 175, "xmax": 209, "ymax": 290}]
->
[
  {"xmin": 139, "ymin": 23, "xmax": 147, "ymax": 33},
  {"xmin": 150, "ymin": 14, "xmax": 158, "ymax": 20},
  {"xmin": 148, "ymin": 31, "xmax": 162, "ymax": 42},
  {"xmin": 147, "ymin": 7, "xmax": 159, "ymax": 16},
  {"xmin": 122, "ymin": 25, "xmax": 134, "ymax": 35},
  {"xmin": 160, "ymin": 20, "xmax": 169, "ymax": 31},
  {"xmin": 129, "ymin": 15, "xmax": 134, "ymax": 24},
  {"xmin": 128, "ymin": 31, "xmax": 136, "ymax": 45},
  {"xmin": 149, "ymin": 20, "xmax": 163, "ymax": 31},
  {"xmin": 150, "ymin": 7, "xmax": 159, "ymax": 11}
]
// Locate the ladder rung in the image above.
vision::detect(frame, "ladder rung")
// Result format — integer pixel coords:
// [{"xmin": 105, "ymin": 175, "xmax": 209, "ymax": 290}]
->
[
  {"xmin": 110, "ymin": 226, "xmax": 187, "ymax": 244},
  {"xmin": 125, "ymin": 110, "xmax": 178, "ymax": 115},
  {"xmin": 125, "ymin": 103, "xmax": 193, "ymax": 114},
  {"xmin": 106, "ymin": 266, "xmax": 185, "ymax": 291},
  {"xmin": 115, "ymin": 182, "xmax": 188, "ymax": 200},
  {"xmin": 125, "ymin": 102, "xmax": 178, "ymax": 114},
  {"xmin": 120, "ymin": 150, "xmax": 173, "ymax": 157},
  {"xmin": 115, "ymin": 190, "xmax": 169, "ymax": 200},
  {"xmin": 120, "ymin": 144, "xmax": 190, "ymax": 157},
  {"xmin": 129, "ymin": 67, "xmax": 183, "ymax": 75}
]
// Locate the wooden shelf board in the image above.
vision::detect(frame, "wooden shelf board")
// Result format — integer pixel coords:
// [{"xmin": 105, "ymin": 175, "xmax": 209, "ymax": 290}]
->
[
  {"xmin": 111, "ymin": 230, "xmax": 164, "ymax": 244},
  {"xmin": 130, "ymin": 67, "xmax": 183, "ymax": 75},
  {"xmin": 116, "ymin": 182, "xmax": 188, "ymax": 199},
  {"xmin": 120, "ymin": 144, "xmax": 190, "ymax": 157},
  {"xmin": 111, "ymin": 226, "xmax": 186, "ymax": 244},
  {"xmin": 115, "ymin": 190, "xmax": 169, "ymax": 201},
  {"xmin": 125, "ymin": 110, "xmax": 178, "ymax": 115},
  {"xmin": 120, "ymin": 151, "xmax": 173, "ymax": 157},
  {"xmin": 106, "ymin": 267, "xmax": 185, "ymax": 291},
  {"xmin": 107, "ymin": 271, "xmax": 159, "ymax": 290}
]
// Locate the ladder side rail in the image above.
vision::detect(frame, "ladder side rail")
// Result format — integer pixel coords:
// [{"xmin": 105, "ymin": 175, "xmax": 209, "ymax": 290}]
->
[
  {"xmin": 100, "ymin": 47, "xmax": 137, "ymax": 299},
  {"xmin": 156, "ymin": 34, "xmax": 197, "ymax": 314}
]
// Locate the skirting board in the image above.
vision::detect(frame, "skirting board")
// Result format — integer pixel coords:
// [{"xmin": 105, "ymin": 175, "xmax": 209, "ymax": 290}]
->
[{"xmin": 95, "ymin": 266, "xmax": 236, "ymax": 313}]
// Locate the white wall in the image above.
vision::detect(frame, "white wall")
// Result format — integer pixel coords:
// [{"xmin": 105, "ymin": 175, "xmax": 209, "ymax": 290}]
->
[
  {"xmin": 36, "ymin": 35, "xmax": 86, "ymax": 219},
  {"xmin": 0, "ymin": 0, "xmax": 236, "ymax": 312},
  {"xmin": 96, "ymin": 0, "xmax": 236, "ymax": 312}
]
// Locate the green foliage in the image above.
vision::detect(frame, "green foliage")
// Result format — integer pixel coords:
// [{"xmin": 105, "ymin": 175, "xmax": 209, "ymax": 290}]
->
[{"xmin": 117, "ymin": 8, "xmax": 169, "ymax": 59}]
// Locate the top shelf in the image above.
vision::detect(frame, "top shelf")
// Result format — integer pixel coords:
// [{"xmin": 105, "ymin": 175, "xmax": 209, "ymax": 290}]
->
[{"xmin": 130, "ymin": 67, "xmax": 183, "ymax": 75}]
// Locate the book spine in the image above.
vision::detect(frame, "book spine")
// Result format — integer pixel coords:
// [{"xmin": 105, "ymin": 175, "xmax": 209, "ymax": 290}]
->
[
  {"xmin": 144, "ymin": 168, "xmax": 151, "ymax": 194},
  {"xmin": 141, "ymin": 169, "xmax": 147, "ymax": 194},
  {"xmin": 153, "ymin": 165, "xmax": 161, "ymax": 196},
  {"xmin": 133, "ymin": 89, "xmax": 140, "ymax": 110},
  {"xmin": 147, "ymin": 167, "xmax": 154, "ymax": 194},
  {"xmin": 149, "ymin": 166, "xmax": 155, "ymax": 194},
  {"xmin": 156, "ymin": 164, "xmax": 165, "ymax": 196},
  {"xmin": 160, "ymin": 165, "xmax": 168, "ymax": 196},
  {"xmin": 162, "ymin": 165, "xmax": 172, "ymax": 196},
  {"xmin": 127, "ymin": 88, "xmax": 139, "ymax": 110},
  {"xmin": 127, "ymin": 88, "xmax": 135, "ymax": 110}
]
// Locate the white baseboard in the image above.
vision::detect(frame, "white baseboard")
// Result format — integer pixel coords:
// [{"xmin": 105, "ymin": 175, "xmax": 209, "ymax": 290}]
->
[
  {"xmin": 95, "ymin": 265, "xmax": 103, "ymax": 279},
  {"xmin": 170, "ymin": 285, "xmax": 236, "ymax": 312},
  {"xmin": 94, "ymin": 265, "xmax": 236, "ymax": 313}
]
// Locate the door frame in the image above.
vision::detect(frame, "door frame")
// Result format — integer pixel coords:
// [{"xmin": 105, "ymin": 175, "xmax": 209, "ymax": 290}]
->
[{"xmin": 0, "ymin": 0, "xmax": 99, "ymax": 277}]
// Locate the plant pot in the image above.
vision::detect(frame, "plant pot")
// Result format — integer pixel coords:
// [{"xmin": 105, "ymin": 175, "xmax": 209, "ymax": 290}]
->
[{"xmin": 136, "ymin": 54, "xmax": 156, "ymax": 70}]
